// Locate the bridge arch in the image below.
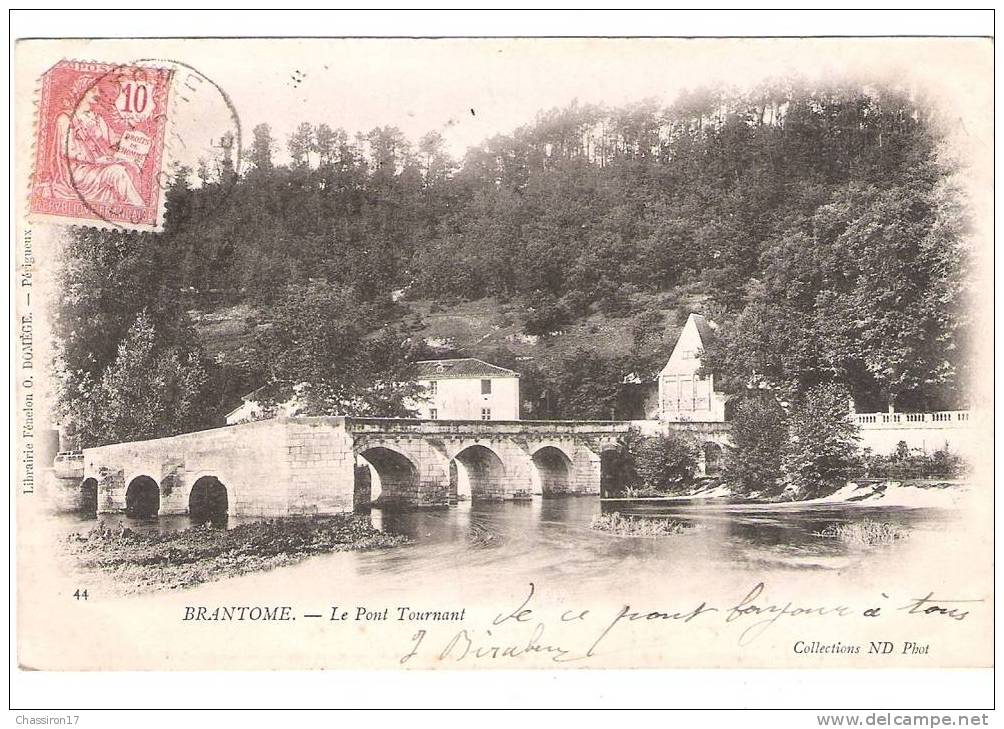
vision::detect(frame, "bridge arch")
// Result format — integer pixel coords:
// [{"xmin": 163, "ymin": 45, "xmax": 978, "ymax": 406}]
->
[
  {"xmin": 598, "ymin": 446, "xmax": 634, "ymax": 499},
  {"xmin": 125, "ymin": 475, "xmax": 160, "ymax": 517},
  {"xmin": 701, "ymin": 441, "xmax": 724, "ymax": 477},
  {"xmin": 79, "ymin": 477, "xmax": 98, "ymax": 515},
  {"xmin": 353, "ymin": 462, "xmax": 375, "ymax": 511},
  {"xmin": 356, "ymin": 446, "xmax": 421, "ymax": 507},
  {"xmin": 189, "ymin": 475, "xmax": 229, "ymax": 524},
  {"xmin": 451, "ymin": 444, "xmax": 508, "ymax": 501},
  {"xmin": 530, "ymin": 445, "xmax": 573, "ymax": 496}
]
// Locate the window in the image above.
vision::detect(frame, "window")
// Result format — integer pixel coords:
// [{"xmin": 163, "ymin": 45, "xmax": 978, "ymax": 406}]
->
[
  {"xmin": 481, "ymin": 379, "xmax": 492, "ymax": 395},
  {"xmin": 429, "ymin": 408, "xmax": 438, "ymax": 420},
  {"xmin": 481, "ymin": 408, "xmax": 491, "ymax": 421},
  {"xmin": 428, "ymin": 381, "xmax": 438, "ymax": 395}
]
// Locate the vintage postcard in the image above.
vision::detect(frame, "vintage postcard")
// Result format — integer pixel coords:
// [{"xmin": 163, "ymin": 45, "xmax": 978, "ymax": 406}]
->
[{"xmin": 13, "ymin": 35, "xmax": 994, "ymax": 677}]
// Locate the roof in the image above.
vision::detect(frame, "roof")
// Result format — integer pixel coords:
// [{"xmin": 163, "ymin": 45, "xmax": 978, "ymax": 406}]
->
[
  {"xmin": 690, "ymin": 313, "xmax": 715, "ymax": 346},
  {"xmin": 415, "ymin": 358, "xmax": 519, "ymax": 379},
  {"xmin": 664, "ymin": 313, "xmax": 717, "ymax": 364}
]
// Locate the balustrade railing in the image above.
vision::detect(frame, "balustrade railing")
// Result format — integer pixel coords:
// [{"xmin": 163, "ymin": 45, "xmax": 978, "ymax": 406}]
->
[{"xmin": 852, "ymin": 411, "xmax": 971, "ymax": 427}]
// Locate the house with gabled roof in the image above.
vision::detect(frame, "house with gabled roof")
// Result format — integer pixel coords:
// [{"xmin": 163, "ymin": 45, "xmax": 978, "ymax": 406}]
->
[
  {"xmin": 658, "ymin": 313, "xmax": 727, "ymax": 423},
  {"xmin": 410, "ymin": 358, "xmax": 520, "ymax": 421},
  {"xmin": 225, "ymin": 357, "xmax": 521, "ymax": 425}
]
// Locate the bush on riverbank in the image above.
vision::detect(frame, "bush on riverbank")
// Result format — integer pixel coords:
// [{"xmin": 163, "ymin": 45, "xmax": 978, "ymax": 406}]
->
[
  {"xmin": 602, "ymin": 429, "xmax": 698, "ymax": 497},
  {"xmin": 856, "ymin": 442, "xmax": 967, "ymax": 480},
  {"xmin": 64, "ymin": 514, "xmax": 410, "ymax": 592},
  {"xmin": 724, "ymin": 386, "xmax": 863, "ymax": 501},
  {"xmin": 590, "ymin": 512, "xmax": 694, "ymax": 537},
  {"xmin": 630, "ymin": 431, "xmax": 699, "ymax": 493}
]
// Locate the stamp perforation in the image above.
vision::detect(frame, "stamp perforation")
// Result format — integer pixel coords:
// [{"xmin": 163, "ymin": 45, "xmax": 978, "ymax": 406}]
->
[{"xmin": 27, "ymin": 59, "xmax": 176, "ymax": 233}]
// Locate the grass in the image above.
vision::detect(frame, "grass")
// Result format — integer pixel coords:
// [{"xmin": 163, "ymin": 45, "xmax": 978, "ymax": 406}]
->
[
  {"xmin": 815, "ymin": 520, "xmax": 910, "ymax": 547},
  {"xmin": 590, "ymin": 511, "xmax": 694, "ymax": 537}
]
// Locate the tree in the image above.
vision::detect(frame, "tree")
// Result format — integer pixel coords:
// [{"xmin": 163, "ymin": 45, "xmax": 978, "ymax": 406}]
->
[
  {"xmin": 724, "ymin": 393, "xmax": 787, "ymax": 497},
  {"xmin": 216, "ymin": 131, "xmax": 236, "ymax": 181},
  {"xmin": 52, "ymin": 81, "xmax": 970, "ymax": 433},
  {"xmin": 418, "ymin": 130, "xmax": 455, "ymax": 186},
  {"xmin": 256, "ymin": 284, "xmax": 420, "ymax": 416},
  {"xmin": 288, "ymin": 122, "xmax": 315, "ymax": 168},
  {"xmin": 703, "ymin": 179, "xmax": 968, "ymax": 412},
  {"xmin": 315, "ymin": 123, "xmax": 341, "ymax": 167},
  {"xmin": 629, "ymin": 431, "xmax": 698, "ymax": 493},
  {"xmin": 700, "ymin": 285, "xmax": 820, "ymax": 400},
  {"xmin": 250, "ymin": 123, "xmax": 275, "ymax": 171},
  {"xmin": 782, "ymin": 383, "xmax": 860, "ymax": 499},
  {"xmin": 811, "ymin": 183, "xmax": 969, "ymax": 410},
  {"xmin": 60, "ymin": 311, "xmax": 210, "ymax": 447},
  {"xmin": 545, "ymin": 349, "xmax": 624, "ymax": 420},
  {"xmin": 523, "ymin": 291, "xmax": 572, "ymax": 336},
  {"xmin": 365, "ymin": 125, "xmax": 410, "ymax": 178}
]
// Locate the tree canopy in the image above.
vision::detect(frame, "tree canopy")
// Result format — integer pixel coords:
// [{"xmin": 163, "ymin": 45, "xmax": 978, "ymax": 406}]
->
[{"xmin": 54, "ymin": 78, "xmax": 971, "ymax": 445}]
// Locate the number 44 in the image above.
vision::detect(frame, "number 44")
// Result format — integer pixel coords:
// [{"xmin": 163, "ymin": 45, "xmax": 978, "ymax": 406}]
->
[{"xmin": 73, "ymin": 589, "xmax": 88, "ymax": 601}]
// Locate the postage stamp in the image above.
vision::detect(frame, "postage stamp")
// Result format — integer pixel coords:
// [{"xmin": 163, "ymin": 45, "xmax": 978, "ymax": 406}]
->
[{"xmin": 29, "ymin": 60, "xmax": 174, "ymax": 232}]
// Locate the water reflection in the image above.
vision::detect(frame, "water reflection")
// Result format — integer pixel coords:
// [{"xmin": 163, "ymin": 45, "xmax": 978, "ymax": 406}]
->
[
  {"xmin": 355, "ymin": 496, "xmax": 957, "ymax": 581},
  {"xmin": 57, "ymin": 511, "xmax": 258, "ymax": 537},
  {"xmin": 54, "ymin": 495, "xmax": 957, "ymax": 582}
]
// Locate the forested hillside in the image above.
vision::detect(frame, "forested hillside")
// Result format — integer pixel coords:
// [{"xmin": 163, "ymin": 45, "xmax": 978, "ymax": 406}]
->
[{"xmin": 55, "ymin": 80, "xmax": 971, "ymax": 447}]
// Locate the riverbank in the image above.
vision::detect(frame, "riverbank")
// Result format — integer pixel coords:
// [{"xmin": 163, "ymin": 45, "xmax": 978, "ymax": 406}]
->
[
  {"xmin": 602, "ymin": 478, "xmax": 968, "ymax": 508},
  {"xmin": 809, "ymin": 479, "xmax": 968, "ymax": 508},
  {"xmin": 63, "ymin": 514, "xmax": 410, "ymax": 593}
]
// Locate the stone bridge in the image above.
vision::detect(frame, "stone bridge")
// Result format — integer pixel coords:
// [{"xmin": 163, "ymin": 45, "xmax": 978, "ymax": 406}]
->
[{"xmin": 76, "ymin": 416, "xmax": 733, "ymax": 518}]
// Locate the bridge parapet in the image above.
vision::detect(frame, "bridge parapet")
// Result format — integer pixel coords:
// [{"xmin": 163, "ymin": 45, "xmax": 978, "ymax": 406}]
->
[{"xmin": 344, "ymin": 418, "xmax": 632, "ymax": 437}]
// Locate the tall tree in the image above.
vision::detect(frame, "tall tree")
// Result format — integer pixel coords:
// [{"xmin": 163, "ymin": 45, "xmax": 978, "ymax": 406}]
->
[
  {"xmin": 288, "ymin": 122, "xmax": 315, "ymax": 168},
  {"xmin": 256, "ymin": 284, "xmax": 420, "ymax": 417},
  {"xmin": 250, "ymin": 123, "xmax": 275, "ymax": 172},
  {"xmin": 60, "ymin": 311, "xmax": 210, "ymax": 447}
]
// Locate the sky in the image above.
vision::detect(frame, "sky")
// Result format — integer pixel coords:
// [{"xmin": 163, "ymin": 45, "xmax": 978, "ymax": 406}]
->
[{"xmin": 16, "ymin": 36, "xmax": 994, "ymax": 169}]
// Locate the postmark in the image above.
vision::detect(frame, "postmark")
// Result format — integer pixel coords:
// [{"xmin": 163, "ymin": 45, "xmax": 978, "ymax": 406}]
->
[{"xmin": 29, "ymin": 60, "xmax": 174, "ymax": 232}]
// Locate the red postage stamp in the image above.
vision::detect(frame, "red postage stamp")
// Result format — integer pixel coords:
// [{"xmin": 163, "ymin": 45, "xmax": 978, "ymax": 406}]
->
[{"xmin": 29, "ymin": 60, "xmax": 174, "ymax": 231}]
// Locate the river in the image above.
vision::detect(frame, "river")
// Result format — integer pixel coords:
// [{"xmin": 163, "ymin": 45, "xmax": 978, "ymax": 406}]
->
[{"xmin": 49, "ymin": 495, "xmax": 959, "ymax": 594}]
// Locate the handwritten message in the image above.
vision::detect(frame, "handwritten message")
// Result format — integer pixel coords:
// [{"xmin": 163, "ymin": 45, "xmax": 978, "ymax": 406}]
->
[{"xmin": 393, "ymin": 582, "xmax": 979, "ymax": 664}]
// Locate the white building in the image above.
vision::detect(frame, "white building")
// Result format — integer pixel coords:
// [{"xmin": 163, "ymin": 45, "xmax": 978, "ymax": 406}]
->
[
  {"xmin": 410, "ymin": 358, "xmax": 520, "ymax": 421},
  {"xmin": 225, "ymin": 385, "xmax": 305, "ymax": 425},
  {"xmin": 225, "ymin": 391, "xmax": 266, "ymax": 425},
  {"xmin": 658, "ymin": 313, "xmax": 728, "ymax": 422},
  {"xmin": 226, "ymin": 358, "xmax": 521, "ymax": 425}
]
